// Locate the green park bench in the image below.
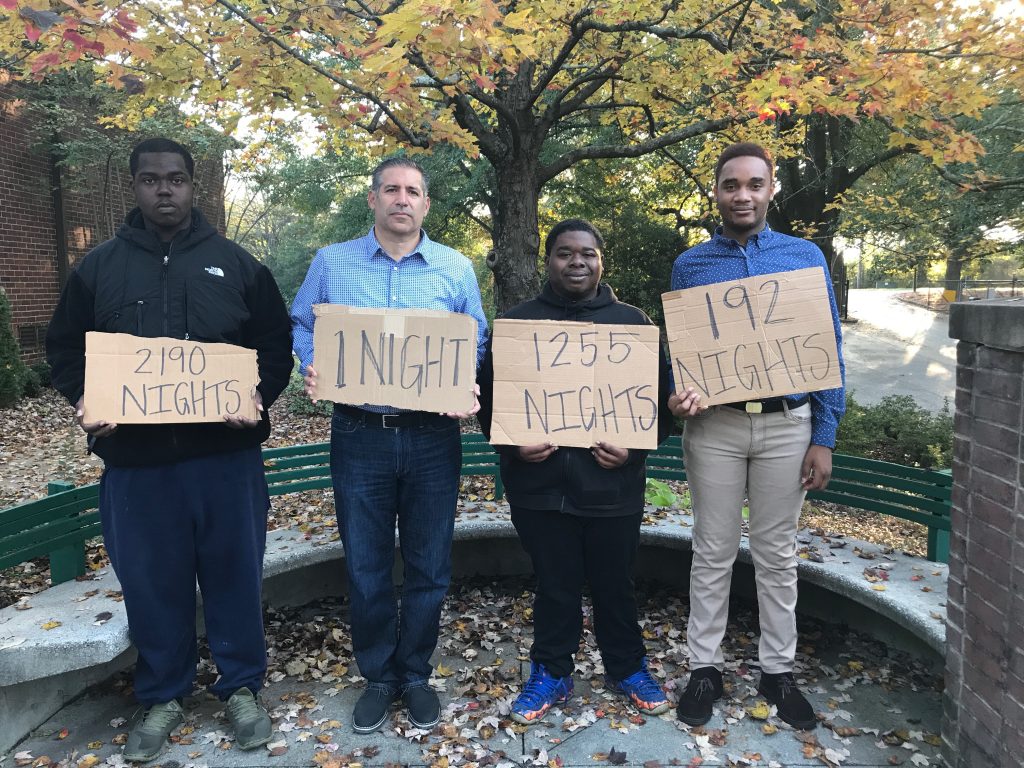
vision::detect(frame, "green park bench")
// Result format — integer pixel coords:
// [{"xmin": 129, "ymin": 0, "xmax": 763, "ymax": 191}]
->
[{"xmin": 0, "ymin": 433, "xmax": 950, "ymax": 587}]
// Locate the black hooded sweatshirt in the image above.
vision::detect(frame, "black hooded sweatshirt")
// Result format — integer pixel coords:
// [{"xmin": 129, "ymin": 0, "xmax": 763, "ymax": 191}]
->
[
  {"xmin": 46, "ymin": 207, "xmax": 294, "ymax": 467},
  {"xmin": 476, "ymin": 282, "xmax": 673, "ymax": 517}
]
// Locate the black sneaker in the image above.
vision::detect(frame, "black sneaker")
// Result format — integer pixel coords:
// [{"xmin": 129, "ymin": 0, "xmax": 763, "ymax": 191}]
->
[
  {"xmin": 757, "ymin": 671, "xmax": 817, "ymax": 730},
  {"xmin": 352, "ymin": 682, "xmax": 400, "ymax": 734},
  {"xmin": 403, "ymin": 682, "xmax": 441, "ymax": 729},
  {"xmin": 675, "ymin": 666, "xmax": 724, "ymax": 726}
]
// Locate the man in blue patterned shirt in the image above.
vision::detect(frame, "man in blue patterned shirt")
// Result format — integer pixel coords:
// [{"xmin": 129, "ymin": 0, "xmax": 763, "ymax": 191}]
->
[
  {"xmin": 668, "ymin": 142, "xmax": 845, "ymax": 731},
  {"xmin": 291, "ymin": 157, "xmax": 487, "ymax": 734}
]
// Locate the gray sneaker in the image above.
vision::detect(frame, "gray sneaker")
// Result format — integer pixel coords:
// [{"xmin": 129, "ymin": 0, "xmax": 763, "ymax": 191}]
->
[
  {"xmin": 123, "ymin": 700, "xmax": 185, "ymax": 762},
  {"xmin": 225, "ymin": 687, "xmax": 273, "ymax": 750}
]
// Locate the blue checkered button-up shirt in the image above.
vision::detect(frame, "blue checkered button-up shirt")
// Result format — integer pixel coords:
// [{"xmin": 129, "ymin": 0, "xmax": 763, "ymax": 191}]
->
[
  {"xmin": 671, "ymin": 225, "xmax": 846, "ymax": 448},
  {"xmin": 290, "ymin": 228, "xmax": 488, "ymax": 410}
]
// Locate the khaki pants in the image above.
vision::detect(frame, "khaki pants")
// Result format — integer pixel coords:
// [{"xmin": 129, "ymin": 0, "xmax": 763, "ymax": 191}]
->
[{"xmin": 682, "ymin": 402, "xmax": 812, "ymax": 673}]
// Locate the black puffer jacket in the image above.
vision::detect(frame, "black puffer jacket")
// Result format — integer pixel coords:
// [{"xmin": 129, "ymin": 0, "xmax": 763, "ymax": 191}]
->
[
  {"xmin": 46, "ymin": 207, "xmax": 294, "ymax": 467},
  {"xmin": 477, "ymin": 282, "xmax": 672, "ymax": 517}
]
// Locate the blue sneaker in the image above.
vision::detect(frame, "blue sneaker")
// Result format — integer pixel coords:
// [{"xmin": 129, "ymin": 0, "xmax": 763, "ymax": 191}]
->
[
  {"xmin": 511, "ymin": 663, "xmax": 574, "ymax": 724},
  {"xmin": 607, "ymin": 659, "xmax": 670, "ymax": 715}
]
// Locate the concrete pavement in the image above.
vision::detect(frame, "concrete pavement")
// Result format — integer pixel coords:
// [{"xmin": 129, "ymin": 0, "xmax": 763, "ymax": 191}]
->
[{"xmin": 843, "ymin": 290, "xmax": 956, "ymax": 414}]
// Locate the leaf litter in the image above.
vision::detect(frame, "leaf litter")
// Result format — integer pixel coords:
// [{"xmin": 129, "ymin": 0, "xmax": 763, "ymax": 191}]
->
[{"xmin": 4, "ymin": 392, "xmax": 943, "ymax": 765}]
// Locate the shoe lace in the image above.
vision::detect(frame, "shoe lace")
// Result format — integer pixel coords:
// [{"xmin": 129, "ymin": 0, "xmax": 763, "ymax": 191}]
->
[
  {"xmin": 141, "ymin": 703, "xmax": 181, "ymax": 731},
  {"xmin": 366, "ymin": 682, "xmax": 397, "ymax": 700},
  {"xmin": 694, "ymin": 678, "xmax": 717, "ymax": 699},
  {"xmin": 776, "ymin": 673, "xmax": 796, "ymax": 698},
  {"xmin": 621, "ymin": 669, "xmax": 664, "ymax": 699},
  {"xmin": 518, "ymin": 669, "xmax": 564, "ymax": 709},
  {"xmin": 227, "ymin": 692, "xmax": 261, "ymax": 722}
]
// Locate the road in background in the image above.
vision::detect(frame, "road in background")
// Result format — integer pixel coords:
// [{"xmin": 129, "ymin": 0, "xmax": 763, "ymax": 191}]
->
[{"xmin": 842, "ymin": 289, "xmax": 956, "ymax": 413}]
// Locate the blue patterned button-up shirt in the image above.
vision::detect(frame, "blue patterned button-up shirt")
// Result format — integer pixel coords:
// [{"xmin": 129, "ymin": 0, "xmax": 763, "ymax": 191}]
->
[{"xmin": 670, "ymin": 225, "xmax": 846, "ymax": 447}]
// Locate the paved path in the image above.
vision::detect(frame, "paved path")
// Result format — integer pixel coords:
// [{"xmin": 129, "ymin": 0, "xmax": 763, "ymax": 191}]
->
[{"xmin": 843, "ymin": 290, "xmax": 956, "ymax": 413}]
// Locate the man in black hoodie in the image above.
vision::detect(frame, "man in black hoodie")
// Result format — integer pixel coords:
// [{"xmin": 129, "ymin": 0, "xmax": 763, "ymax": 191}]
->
[
  {"xmin": 46, "ymin": 138, "xmax": 293, "ymax": 762},
  {"xmin": 477, "ymin": 219, "xmax": 673, "ymax": 723}
]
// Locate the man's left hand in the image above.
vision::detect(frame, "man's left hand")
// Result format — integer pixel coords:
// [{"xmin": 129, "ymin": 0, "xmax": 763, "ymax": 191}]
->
[
  {"xmin": 592, "ymin": 441, "xmax": 629, "ymax": 469},
  {"xmin": 446, "ymin": 383, "xmax": 481, "ymax": 420},
  {"xmin": 224, "ymin": 391, "xmax": 264, "ymax": 429},
  {"xmin": 801, "ymin": 444, "xmax": 832, "ymax": 490}
]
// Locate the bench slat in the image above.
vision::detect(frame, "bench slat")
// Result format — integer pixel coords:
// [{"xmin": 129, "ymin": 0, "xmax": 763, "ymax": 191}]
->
[
  {"xmin": 810, "ymin": 480, "xmax": 950, "ymax": 516},
  {"xmin": 1, "ymin": 435, "xmax": 954, "ymax": 585}
]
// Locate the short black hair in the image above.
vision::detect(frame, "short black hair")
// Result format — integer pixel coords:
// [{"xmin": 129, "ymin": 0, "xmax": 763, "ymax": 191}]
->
[
  {"xmin": 715, "ymin": 142, "xmax": 774, "ymax": 183},
  {"xmin": 544, "ymin": 218, "xmax": 605, "ymax": 257},
  {"xmin": 371, "ymin": 156, "xmax": 429, "ymax": 195},
  {"xmin": 130, "ymin": 138, "xmax": 195, "ymax": 178}
]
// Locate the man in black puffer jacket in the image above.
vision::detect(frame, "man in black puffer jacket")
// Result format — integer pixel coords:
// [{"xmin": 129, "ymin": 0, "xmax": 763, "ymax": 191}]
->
[
  {"xmin": 477, "ymin": 219, "xmax": 673, "ymax": 724},
  {"xmin": 46, "ymin": 138, "xmax": 293, "ymax": 762}
]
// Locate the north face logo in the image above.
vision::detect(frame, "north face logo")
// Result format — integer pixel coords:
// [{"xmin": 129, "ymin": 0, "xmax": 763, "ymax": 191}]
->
[{"xmin": 205, "ymin": 266, "xmax": 225, "ymax": 277}]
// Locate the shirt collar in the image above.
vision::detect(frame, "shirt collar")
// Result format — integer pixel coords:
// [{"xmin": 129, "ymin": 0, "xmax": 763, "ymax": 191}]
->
[
  {"xmin": 712, "ymin": 222, "xmax": 774, "ymax": 248},
  {"xmin": 364, "ymin": 227, "xmax": 432, "ymax": 264}
]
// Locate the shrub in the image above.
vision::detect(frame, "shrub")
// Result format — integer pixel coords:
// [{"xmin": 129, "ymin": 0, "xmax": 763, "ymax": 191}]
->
[
  {"xmin": 282, "ymin": 369, "xmax": 332, "ymax": 417},
  {"xmin": 835, "ymin": 393, "xmax": 952, "ymax": 468},
  {"xmin": 29, "ymin": 361, "xmax": 52, "ymax": 389},
  {"xmin": 0, "ymin": 288, "xmax": 30, "ymax": 408}
]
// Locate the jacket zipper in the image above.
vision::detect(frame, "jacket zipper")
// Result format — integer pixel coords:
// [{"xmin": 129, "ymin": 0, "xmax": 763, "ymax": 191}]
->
[
  {"xmin": 162, "ymin": 248, "xmax": 171, "ymax": 336},
  {"xmin": 136, "ymin": 300, "xmax": 145, "ymax": 335}
]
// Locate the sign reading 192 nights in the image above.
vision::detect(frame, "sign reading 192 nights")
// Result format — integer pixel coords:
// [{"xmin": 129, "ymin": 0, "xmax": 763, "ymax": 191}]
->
[
  {"xmin": 488, "ymin": 319, "xmax": 662, "ymax": 449},
  {"xmin": 83, "ymin": 332, "xmax": 260, "ymax": 423},
  {"xmin": 661, "ymin": 268, "xmax": 842, "ymax": 406}
]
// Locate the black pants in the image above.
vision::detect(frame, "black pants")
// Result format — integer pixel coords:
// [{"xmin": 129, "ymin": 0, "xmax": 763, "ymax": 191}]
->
[{"xmin": 511, "ymin": 506, "xmax": 645, "ymax": 680}]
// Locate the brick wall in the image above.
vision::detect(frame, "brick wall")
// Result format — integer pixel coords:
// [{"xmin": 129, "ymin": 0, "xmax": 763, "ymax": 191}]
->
[
  {"xmin": 0, "ymin": 84, "xmax": 225, "ymax": 365},
  {"xmin": 943, "ymin": 300, "xmax": 1024, "ymax": 767}
]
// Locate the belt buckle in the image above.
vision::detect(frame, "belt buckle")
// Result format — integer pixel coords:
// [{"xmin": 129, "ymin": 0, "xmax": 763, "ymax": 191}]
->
[
  {"xmin": 745, "ymin": 401, "xmax": 763, "ymax": 414},
  {"xmin": 381, "ymin": 413, "xmax": 401, "ymax": 429}
]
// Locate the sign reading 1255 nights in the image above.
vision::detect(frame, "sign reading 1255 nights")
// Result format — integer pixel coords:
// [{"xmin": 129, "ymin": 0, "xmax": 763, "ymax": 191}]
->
[
  {"xmin": 661, "ymin": 267, "xmax": 842, "ymax": 406},
  {"xmin": 488, "ymin": 319, "xmax": 662, "ymax": 449}
]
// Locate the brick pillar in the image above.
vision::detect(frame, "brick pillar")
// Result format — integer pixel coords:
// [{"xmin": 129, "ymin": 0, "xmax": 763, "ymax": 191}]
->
[{"xmin": 943, "ymin": 299, "xmax": 1024, "ymax": 767}]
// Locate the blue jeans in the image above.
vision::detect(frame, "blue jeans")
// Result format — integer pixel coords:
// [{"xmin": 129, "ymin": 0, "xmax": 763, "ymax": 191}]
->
[{"xmin": 329, "ymin": 410, "xmax": 461, "ymax": 687}]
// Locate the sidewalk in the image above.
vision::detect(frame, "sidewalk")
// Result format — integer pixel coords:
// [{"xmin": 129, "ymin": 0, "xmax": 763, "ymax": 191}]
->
[{"xmin": 7, "ymin": 578, "xmax": 944, "ymax": 768}]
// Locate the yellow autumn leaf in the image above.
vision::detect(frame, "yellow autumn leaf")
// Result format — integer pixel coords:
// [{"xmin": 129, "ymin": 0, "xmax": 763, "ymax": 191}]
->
[
  {"xmin": 40, "ymin": 621, "xmax": 62, "ymax": 631},
  {"xmin": 746, "ymin": 701, "xmax": 772, "ymax": 720},
  {"xmin": 77, "ymin": 756, "xmax": 99, "ymax": 768}
]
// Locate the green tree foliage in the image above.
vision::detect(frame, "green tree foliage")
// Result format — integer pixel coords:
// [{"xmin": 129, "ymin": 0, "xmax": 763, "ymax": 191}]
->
[{"xmin": 0, "ymin": 288, "xmax": 30, "ymax": 408}]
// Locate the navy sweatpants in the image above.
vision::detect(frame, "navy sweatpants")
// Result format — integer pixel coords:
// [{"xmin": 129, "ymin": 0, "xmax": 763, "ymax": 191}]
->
[{"xmin": 99, "ymin": 446, "xmax": 270, "ymax": 705}]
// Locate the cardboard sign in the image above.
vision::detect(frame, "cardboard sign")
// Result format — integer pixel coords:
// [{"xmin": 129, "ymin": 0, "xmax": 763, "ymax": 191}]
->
[
  {"xmin": 83, "ymin": 332, "xmax": 259, "ymax": 423},
  {"xmin": 488, "ymin": 319, "xmax": 662, "ymax": 449},
  {"xmin": 661, "ymin": 267, "xmax": 842, "ymax": 406},
  {"xmin": 311, "ymin": 305, "xmax": 477, "ymax": 413}
]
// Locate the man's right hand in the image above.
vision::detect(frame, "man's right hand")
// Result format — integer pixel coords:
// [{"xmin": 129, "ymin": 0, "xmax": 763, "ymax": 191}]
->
[
  {"xmin": 304, "ymin": 365, "xmax": 318, "ymax": 402},
  {"xmin": 75, "ymin": 397, "xmax": 117, "ymax": 438},
  {"xmin": 667, "ymin": 387, "xmax": 705, "ymax": 418},
  {"xmin": 517, "ymin": 443, "xmax": 558, "ymax": 463}
]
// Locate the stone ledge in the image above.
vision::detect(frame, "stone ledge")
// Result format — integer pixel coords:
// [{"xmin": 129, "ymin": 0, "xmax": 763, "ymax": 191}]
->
[
  {"xmin": 949, "ymin": 298, "xmax": 1024, "ymax": 351},
  {"xmin": 0, "ymin": 502, "xmax": 948, "ymax": 754}
]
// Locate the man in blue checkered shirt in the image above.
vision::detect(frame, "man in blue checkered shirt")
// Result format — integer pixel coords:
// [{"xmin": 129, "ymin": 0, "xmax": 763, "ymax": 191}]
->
[
  {"xmin": 290, "ymin": 157, "xmax": 487, "ymax": 734},
  {"xmin": 668, "ymin": 142, "xmax": 845, "ymax": 733}
]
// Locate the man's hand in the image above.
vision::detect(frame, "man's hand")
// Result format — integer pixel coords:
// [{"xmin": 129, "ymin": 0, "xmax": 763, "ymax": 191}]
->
[
  {"xmin": 517, "ymin": 443, "xmax": 558, "ymax": 463},
  {"xmin": 591, "ymin": 441, "xmax": 629, "ymax": 469},
  {"xmin": 801, "ymin": 444, "xmax": 833, "ymax": 490},
  {"xmin": 446, "ymin": 383, "xmax": 481, "ymax": 420},
  {"xmin": 76, "ymin": 397, "xmax": 117, "ymax": 438},
  {"xmin": 667, "ymin": 387, "xmax": 704, "ymax": 418},
  {"xmin": 224, "ymin": 391, "xmax": 264, "ymax": 429},
  {"xmin": 304, "ymin": 365, "xmax": 319, "ymax": 402}
]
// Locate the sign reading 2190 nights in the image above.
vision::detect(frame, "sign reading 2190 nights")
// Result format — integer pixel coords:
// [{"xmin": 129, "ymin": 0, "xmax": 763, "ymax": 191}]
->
[{"xmin": 661, "ymin": 267, "xmax": 843, "ymax": 406}]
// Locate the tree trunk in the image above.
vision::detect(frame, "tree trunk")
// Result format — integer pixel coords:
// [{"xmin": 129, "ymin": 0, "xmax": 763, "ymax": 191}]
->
[
  {"xmin": 488, "ymin": 159, "xmax": 543, "ymax": 314},
  {"xmin": 944, "ymin": 248, "xmax": 963, "ymax": 296}
]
